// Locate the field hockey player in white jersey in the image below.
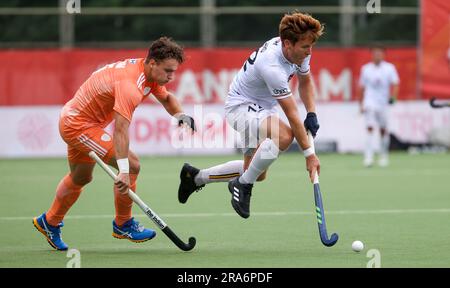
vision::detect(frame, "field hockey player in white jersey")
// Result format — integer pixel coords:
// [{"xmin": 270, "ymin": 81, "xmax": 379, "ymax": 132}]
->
[
  {"xmin": 358, "ymin": 46, "xmax": 400, "ymax": 167},
  {"xmin": 178, "ymin": 12, "xmax": 324, "ymax": 219}
]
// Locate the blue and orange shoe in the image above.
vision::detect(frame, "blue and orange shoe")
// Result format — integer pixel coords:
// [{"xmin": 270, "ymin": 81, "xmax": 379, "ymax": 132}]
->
[
  {"xmin": 33, "ymin": 213, "xmax": 68, "ymax": 251},
  {"xmin": 112, "ymin": 218, "xmax": 156, "ymax": 243}
]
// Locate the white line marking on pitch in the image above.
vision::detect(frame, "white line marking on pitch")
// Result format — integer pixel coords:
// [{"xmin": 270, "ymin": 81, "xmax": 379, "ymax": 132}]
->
[{"xmin": 1, "ymin": 208, "xmax": 450, "ymax": 221}]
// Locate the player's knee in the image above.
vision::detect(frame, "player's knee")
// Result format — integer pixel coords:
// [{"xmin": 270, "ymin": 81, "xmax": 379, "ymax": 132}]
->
[
  {"xmin": 127, "ymin": 153, "xmax": 141, "ymax": 175},
  {"xmin": 278, "ymin": 130, "xmax": 294, "ymax": 151},
  {"xmin": 71, "ymin": 174, "xmax": 93, "ymax": 186},
  {"xmin": 129, "ymin": 160, "xmax": 140, "ymax": 175}
]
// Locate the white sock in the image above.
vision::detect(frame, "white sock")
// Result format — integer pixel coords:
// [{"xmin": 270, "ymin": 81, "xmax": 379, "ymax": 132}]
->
[
  {"xmin": 380, "ymin": 133, "xmax": 390, "ymax": 157},
  {"xmin": 195, "ymin": 160, "xmax": 244, "ymax": 186},
  {"xmin": 239, "ymin": 138, "xmax": 279, "ymax": 184},
  {"xmin": 364, "ymin": 132, "xmax": 374, "ymax": 161}
]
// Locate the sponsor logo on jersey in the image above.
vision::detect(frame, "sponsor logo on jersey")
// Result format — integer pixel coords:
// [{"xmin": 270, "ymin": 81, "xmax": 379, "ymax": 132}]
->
[
  {"xmin": 273, "ymin": 88, "xmax": 289, "ymax": 95},
  {"xmin": 101, "ymin": 133, "xmax": 111, "ymax": 142}
]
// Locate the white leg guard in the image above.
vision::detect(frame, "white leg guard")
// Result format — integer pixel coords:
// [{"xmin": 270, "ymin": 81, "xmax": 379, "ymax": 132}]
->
[{"xmin": 239, "ymin": 138, "xmax": 279, "ymax": 184}]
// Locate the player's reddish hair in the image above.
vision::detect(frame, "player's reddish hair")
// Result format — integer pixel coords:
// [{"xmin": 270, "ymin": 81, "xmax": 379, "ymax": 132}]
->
[
  {"xmin": 146, "ymin": 37, "xmax": 185, "ymax": 64},
  {"xmin": 279, "ymin": 12, "xmax": 324, "ymax": 44}
]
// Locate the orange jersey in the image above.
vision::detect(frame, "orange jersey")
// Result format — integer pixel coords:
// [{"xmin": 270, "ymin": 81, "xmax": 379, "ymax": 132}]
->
[{"xmin": 61, "ymin": 58, "xmax": 168, "ymax": 130}]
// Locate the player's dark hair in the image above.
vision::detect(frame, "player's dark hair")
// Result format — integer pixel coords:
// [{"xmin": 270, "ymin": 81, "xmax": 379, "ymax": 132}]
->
[
  {"xmin": 279, "ymin": 11, "xmax": 324, "ymax": 44},
  {"xmin": 146, "ymin": 37, "xmax": 185, "ymax": 64}
]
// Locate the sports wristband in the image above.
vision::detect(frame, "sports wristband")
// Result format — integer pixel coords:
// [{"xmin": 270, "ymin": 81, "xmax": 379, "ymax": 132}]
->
[
  {"xmin": 303, "ymin": 147, "xmax": 315, "ymax": 158},
  {"xmin": 116, "ymin": 158, "xmax": 129, "ymax": 173}
]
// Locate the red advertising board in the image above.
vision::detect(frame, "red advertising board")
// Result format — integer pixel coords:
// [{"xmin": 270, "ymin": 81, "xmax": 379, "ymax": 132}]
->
[
  {"xmin": 0, "ymin": 47, "xmax": 417, "ymax": 106},
  {"xmin": 421, "ymin": 0, "xmax": 450, "ymax": 99}
]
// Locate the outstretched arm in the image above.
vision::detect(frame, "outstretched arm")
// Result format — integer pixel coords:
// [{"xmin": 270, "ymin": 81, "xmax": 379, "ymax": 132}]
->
[
  {"xmin": 298, "ymin": 74, "xmax": 320, "ymax": 137},
  {"xmin": 390, "ymin": 84, "xmax": 399, "ymax": 104},
  {"xmin": 113, "ymin": 112, "xmax": 131, "ymax": 194},
  {"xmin": 157, "ymin": 92, "xmax": 183, "ymax": 116},
  {"xmin": 358, "ymin": 86, "xmax": 365, "ymax": 113},
  {"xmin": 156, "ymin": 92, "xmax": 196, "ymax": 132},
  {"xmin": 278, "ymin": 96, "xmax": 320, "ymax": 182},
  {"xmin": 298, "ymin": 73, "xmax": 316, "ymax": 113}
]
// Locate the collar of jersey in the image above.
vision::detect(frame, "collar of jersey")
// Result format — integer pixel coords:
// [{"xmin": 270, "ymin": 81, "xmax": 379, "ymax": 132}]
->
[
  {"xmin": 372, "ymin": 60, "xmax": 386, "ymax": 67},
  {"xmin": 278, "ymin": 43, "xmax": 296, "ymax": 66}
]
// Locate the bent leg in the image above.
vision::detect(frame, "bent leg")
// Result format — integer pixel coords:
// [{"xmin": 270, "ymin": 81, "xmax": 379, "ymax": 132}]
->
[
  {"xmin": 379, "ymin": 127, "xmax": 389, "ymax": 155},
  {"xmin": 364, "ymin": 110, "xmax": 376, "ymax": 166},
  {"xmin": 244, "ymin": 152, "xmax": 267, "ymax": 182},
  {"xmin": 378, "ymin": 109, "xmax": 390, "ymax": 161},
  {"xmin": 239, "ymin": 116, "xmax": 293, "ymax": 184},
  {"xmin": 108, "ymin": 150, "xmax": 140, "ymax": 227},
  {"xmin": 195, "ymin": 160, "xmax": 244, "ymax": 185},
  {"xmin": 46, "ymin": 161, "xmax": 94, "ymax": 226}
]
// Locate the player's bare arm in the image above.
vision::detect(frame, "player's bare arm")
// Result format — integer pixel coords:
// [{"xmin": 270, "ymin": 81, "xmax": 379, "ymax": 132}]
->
[
  {"xmin": 298, "ymin": 73, "xmax": 316, "ymax": 113},
  {"xmin": 156, "ymin": 91, "xmax": 183, "ymax": 116},
  {"xmin": 391, "ymin": 83, "xmax": 399, "ymax": 103},
  {"xmin": 157, "ymin": 92, "xmax": 197, "ymax": 132},
  {"xmin": 299, "ymin": 73, "xmax": 320, "ymax": 137},
  {"xmin": 278, "ymin": 96, "xmax": 320, "ymax": 182},
  {"xmin": 113, "ymin": 112, "xmax": 130, "ymax": 194},
  {"xmin": 358, "ymin": 86, "xmax": 365, "ymax": 113}
]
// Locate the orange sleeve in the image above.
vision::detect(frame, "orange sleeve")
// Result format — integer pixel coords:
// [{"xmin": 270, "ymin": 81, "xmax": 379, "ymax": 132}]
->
[
  {"xmin": 113, "ymin": 80, "xmax": 143, "ymax": 122},
  {"xmin": 151, "ymin": 83, "xmax": 169, "ymax": 101}
]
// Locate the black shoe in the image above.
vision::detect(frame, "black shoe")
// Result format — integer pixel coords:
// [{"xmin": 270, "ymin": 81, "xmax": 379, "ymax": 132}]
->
[
  {"xmin": 228, "ymin": 177, "xmax": 253, "ymax": 219},
  {"xmin": 178, "ymin": 163, "xmax": 205, "ymax": 204}
]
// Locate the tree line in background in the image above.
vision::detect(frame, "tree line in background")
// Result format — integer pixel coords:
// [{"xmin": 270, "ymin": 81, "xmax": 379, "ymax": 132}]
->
[{"xmin": 0, "ymin": 0, "xmax": 419, "ymax": 47}]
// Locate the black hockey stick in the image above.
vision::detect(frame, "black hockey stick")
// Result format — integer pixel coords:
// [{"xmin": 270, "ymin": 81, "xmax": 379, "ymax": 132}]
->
[
  {"xmin": 89, "ymin": 151, "xmax": 196, "ymax": 251},
  {"xmin": 430, "ymin": 97, "xmax": 450, "ymax": 108},
  {"xmin": 307, "ymin": 132, "xmax": 339, "ymax": 247}
]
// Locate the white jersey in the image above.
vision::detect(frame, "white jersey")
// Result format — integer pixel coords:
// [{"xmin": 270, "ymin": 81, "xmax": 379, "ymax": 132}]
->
[
  {"xmin": 359, "ymin": 61, "xmax": 399, "ymax": 109},
  {"xmin": 225, "ymin": 37, "xmax": 311, "ymax": 110}
]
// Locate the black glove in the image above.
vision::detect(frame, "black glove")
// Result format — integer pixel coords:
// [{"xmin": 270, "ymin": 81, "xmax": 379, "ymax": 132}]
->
[
  {"xmin": 176, "ymin": 113, "xmax": 196, "ymax": 132},
  {"xmin": 304, "ymin": 112, "xmax": 320, "ymax": 137},
  {"xmin": 388, "ymin": 96, "xmax": 396, "ymax": 105}
]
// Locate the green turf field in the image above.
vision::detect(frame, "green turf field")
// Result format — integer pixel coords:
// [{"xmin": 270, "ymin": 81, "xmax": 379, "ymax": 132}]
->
[{"xmin": 0, "ymin": 152, "xmax": 449, "ymax": 268}]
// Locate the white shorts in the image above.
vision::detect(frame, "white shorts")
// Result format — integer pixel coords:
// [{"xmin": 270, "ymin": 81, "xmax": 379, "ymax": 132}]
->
[
  {"xmin": 364, "ymin": 108, "xmax": 388, "ymax": 129},
  {"xmin": 225, "ymin": 103, "xmax": 278, "ymax": 155}
]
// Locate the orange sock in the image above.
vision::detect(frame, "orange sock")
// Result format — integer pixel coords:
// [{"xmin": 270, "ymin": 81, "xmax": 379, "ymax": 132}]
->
[
  {"xmin": 114, "ymin": 173, "xmax": 138, "ymax": 227},
  {"xmin": 46, "ymin": 174, "xmax": 83, "ymax": 227}
]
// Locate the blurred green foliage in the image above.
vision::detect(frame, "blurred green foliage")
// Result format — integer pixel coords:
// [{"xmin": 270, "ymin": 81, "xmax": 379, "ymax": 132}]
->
[{"xmin": 0, "ymin": 0, "xmax": 418, "ymax": 47}]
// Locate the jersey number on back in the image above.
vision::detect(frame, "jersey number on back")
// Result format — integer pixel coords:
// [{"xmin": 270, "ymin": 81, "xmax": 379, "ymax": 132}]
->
[{"xmin": 243, "ymin": 49, "xmax": 259, "ymax": 72}]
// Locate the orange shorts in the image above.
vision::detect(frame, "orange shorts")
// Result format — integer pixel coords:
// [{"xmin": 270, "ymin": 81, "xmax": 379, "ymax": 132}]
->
[{"xmin": 59, "ymin": 117, "xmax": 115, "ymax": 164}]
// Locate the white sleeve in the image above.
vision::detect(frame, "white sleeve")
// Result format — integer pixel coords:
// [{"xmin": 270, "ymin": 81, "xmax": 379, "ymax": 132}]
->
[
  {"xmin": 389, "ymin": 65, "xmax": 400, "ymax": 85},
  {"xmin": 296, "ymin": 55, "xmax": 311, "ymax": 75},
  {"xmin": 259, "ymin": 65, "xmax": 292, "ymax": 100}
]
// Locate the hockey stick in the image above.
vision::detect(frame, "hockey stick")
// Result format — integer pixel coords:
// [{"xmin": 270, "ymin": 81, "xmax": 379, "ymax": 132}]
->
[
  {"xmin": 430, "ymin": 97, "xmax": 450, "ymax": 108},
  {"xmin": 307, "ymin": 132, "xmax": 339, "ymax": 247},
  {"xmin": 89, "ymin": 151, "xmax": 196, "ymax": 251}
]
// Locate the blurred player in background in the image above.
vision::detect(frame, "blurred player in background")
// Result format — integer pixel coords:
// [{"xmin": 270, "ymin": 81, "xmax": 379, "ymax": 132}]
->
[
  {"xmin": 33, "ymin": 37, "xmax": 196, "ymax": 250},
  {"xmin": 358, "ymin": 46, "xmax": 399, "ymax": 167},
  {"xmin": 178, "ymin": 12, "xmax": 323, "ymax": 219}
]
